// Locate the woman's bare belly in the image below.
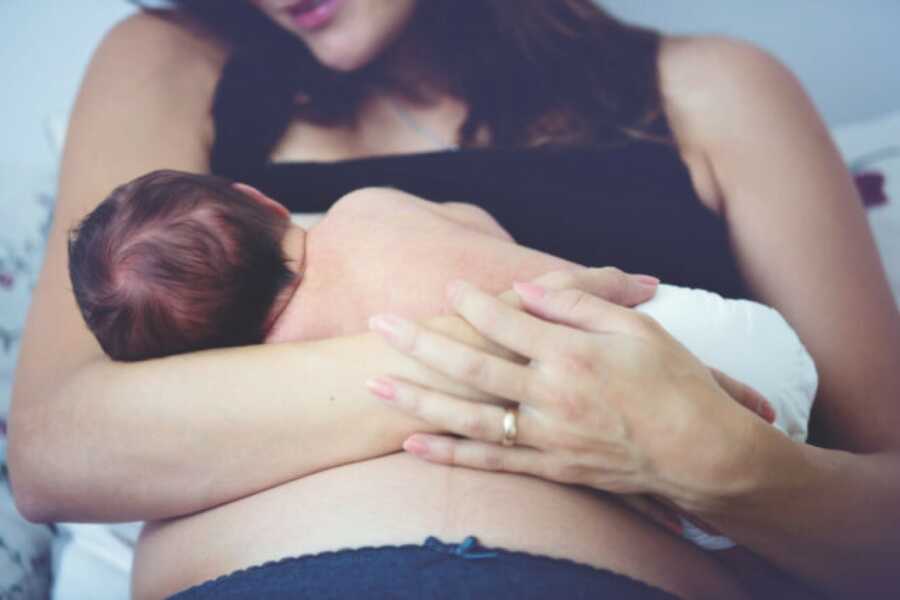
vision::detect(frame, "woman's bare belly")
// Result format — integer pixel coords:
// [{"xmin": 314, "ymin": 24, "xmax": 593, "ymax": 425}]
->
[
  {"xmin": 134, "ymin": 454, "xmax": 747, "ymax": 600},
  {"xmin": 135, "ymin": 193, "xmax": 750, "ymax": 599}
]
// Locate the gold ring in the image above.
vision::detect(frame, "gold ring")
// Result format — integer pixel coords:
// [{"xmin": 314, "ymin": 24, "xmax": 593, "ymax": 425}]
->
[{"xmin": 501, "ymin": 407, "xmax": 518, "ymax": 447}]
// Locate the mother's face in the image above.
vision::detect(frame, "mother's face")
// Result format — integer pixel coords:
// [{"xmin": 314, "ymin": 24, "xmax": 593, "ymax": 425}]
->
[{"xmin": 250, "ymin": 0, "xmax": 420, "ymax": 72}]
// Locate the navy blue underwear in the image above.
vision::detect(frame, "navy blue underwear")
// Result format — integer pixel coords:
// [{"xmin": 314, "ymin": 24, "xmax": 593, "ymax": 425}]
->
[{"xmin": 168, "ymin": 535, "xmax": 681, "ymax": 599}]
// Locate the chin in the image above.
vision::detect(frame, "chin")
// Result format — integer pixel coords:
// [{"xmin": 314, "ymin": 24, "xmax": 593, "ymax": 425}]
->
[
  {"xmin": 314, "ymin": 51, "xmax": 370, "ymax": 72},
  {"xmin": 307, "ymin": 38, "xmax": 381, "ymax": 72}
]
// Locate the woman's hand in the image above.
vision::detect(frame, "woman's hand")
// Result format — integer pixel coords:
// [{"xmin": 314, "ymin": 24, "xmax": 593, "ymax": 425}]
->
[{"xmin": 367, "ymin": 272, "xmax": 774, "ymax": 510}]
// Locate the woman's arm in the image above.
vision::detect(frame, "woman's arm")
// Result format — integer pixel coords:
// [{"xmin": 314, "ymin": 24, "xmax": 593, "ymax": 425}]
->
[
  {"xmin": 9, "ymin": 14, "xmax": 639, "ymax": 524},
  {"xmin": 658, "ymin": 36, "xmax": 900, "ymax": 596},
  {"xmin": 362, "ymin": 36, "xmax": 900, "ymax": 597},
  {"xmin": 5, "ymin": 14, "xmax": 489, "ymax": 524}
]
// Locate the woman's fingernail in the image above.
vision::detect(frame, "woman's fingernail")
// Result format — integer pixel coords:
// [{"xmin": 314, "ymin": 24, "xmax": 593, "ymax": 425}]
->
[
  {"xmin": 634, "ymin": 274, "xmax": 660, "ymax": 288},
  {"xmin": 369, "ymin": 314, "xmax": 411, "ymax": 341},
  {"xmin": 403, "ymin": 436, "xmax": 430, "ymax": 457},
  {"xmin": 513, "ymin": 281, "xmax": 546, "ymax": 300},
  {"xmin": 366, "ymin": 377, "xmax": 396, "ymax": 402}
]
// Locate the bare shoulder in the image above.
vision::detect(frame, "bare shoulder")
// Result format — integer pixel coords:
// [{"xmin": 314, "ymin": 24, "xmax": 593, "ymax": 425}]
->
[
  {"xmin": 329, "ymin": 187, "xmax": 423, "ymax": 215},
  {"xmin": 99, "ymin": 11, "xmax": 228, "ymax": 73},
  {"xmin": 60, "ymin": 10, "xmax": 232, "ymax": 210},
  {"xmin": 656, "ymin": 35, "xmax": 818, "ymax": 211},
  {"xmin": 658, "ymin": 34, "xmax": 807, "ymax": 127},
  {"xmin": 81, "ymin": 12, "xmax": 228, "ymax": 124}
]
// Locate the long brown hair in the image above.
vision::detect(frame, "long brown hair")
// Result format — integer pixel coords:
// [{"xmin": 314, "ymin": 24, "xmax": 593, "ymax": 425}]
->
[{"xmin": 138, "ymin": 0, "xmax": 667, "ymax": 150}]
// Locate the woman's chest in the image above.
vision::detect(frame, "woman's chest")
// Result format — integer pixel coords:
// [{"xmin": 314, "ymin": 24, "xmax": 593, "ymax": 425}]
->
[{"xmin": 269, "ymin": 92, "xmax": 469, "ymax": 163}]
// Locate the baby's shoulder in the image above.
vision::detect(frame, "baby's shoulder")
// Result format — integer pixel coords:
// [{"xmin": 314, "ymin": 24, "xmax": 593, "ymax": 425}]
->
[
  {"xmin": 313, "ymin": 188, "xmax": 463, "ymax": 262},
  {"xmin": 328, "ymin": 187, "xmax": 426, "ymax": 215},
  {"xmin": 320, "ymin": 187, "xmax": 441, "ymax": 232}
]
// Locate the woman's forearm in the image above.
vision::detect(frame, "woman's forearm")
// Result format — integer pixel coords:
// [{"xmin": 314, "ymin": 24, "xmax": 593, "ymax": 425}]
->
[
  {"xmin": 9, "ymin": 316, "xmax": 499, "ymax": 524},
  {"xmin": 11, "ymin": 334, "xmax": 414, "ymax": 523},
  {"xmin": 692, "ymin": 419, "xmax": 900, "ymax": 598}
]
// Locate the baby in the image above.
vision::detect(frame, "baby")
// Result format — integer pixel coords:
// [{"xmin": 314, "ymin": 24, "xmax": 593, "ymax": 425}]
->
[{"xmin": 69, "ymin": 169, "xmax": 817, "ymax": 550}]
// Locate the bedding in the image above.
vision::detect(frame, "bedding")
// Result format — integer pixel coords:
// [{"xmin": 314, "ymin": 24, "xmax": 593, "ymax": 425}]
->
[
  {"xmin": 0, "ymin": 110, "xmax": 897, "ymax": 599},
  {"xmin": 831, "ymin": 110, "xmax": 900, "ymax": 302},
  {"xmin": 0, "ymin": 162, "xmax": 59, "ymax": 599}
]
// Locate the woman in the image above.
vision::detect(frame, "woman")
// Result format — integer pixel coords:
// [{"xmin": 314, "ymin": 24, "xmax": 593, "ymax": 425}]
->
[{"xmin": 8, "ymin": 1, "xmax": 897, "ymax": 598}]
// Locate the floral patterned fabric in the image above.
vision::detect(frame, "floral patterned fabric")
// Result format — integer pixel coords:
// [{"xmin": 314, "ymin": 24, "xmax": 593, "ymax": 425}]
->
[
  {"xmin": 0, "ymin": 163, "xmax": 56, "ymax": 418},
  {"xmin": 0, "ymin": 162, "xmax": 57, "ymax": 599}
]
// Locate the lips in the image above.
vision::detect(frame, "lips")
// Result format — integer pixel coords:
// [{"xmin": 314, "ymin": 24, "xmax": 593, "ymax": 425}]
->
[
  {"xmin": 289, "ymin": 0, "xmax": 324, "ymax": 15},
  {"xmin": 287, "ymin": 0, "xmax": 341, "ymax": 31}
]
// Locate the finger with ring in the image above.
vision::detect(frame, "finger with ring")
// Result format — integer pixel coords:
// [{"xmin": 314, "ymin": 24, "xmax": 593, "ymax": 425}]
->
[
  {"xmin": 403, "ymin": 434, "xmax": 548, "ymax": 476},
  {"xmin": 367, "ymin": 376, "xmax": 533, "ymax": 445},
  {"xmin": 501, "ymin": 406, "xmax": 519, "ymax": 446}
]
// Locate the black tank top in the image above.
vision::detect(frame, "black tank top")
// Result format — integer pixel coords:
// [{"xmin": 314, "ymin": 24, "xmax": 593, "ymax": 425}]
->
[{"xmin": 209, "ymin": 57, "xmax": 750, "ymax": 299}]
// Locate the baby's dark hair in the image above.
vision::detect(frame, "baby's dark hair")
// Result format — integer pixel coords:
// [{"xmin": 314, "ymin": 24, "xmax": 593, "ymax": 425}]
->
[{"xmin": 68, "ymin": 169, "xmax": 296, "ymax": 361}]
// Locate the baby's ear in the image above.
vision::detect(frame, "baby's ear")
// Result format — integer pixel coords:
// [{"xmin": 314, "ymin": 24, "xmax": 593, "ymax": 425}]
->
[{"xmin": 233, "ymin": 182, "xmax": 290, "ymax": 220}]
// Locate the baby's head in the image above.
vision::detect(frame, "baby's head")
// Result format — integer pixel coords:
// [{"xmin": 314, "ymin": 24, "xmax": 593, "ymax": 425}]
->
[{"xmin": 68, "ymin": 169, "xmax": 299, "ymax": 361}]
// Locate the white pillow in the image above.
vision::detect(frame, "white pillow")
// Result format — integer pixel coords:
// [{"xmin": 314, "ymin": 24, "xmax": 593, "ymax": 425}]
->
[
  {"xmin": 0, "ymin": 162, "xmax": 57, "ymax": 417},
  {"xmin": 637, "ymin": 284, "xmax": 817, "ymax": 443},
  {"xmin": 51, "ymin": 522, "xmax": 142, "ymax": 600}
]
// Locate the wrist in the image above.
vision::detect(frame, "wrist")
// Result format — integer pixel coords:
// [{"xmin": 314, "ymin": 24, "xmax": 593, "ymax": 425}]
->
[{"xmin": 666, "ymin": 392, "xmax": 791, "ymax": 516}]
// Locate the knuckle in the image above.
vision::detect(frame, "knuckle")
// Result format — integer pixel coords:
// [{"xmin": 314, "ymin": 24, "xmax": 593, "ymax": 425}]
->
[
  {"xmin": 523, "ymin": 377, "xmax": 555, "ymax": 405},
  {"xmin": 630, "ymin": 311, "xmax": 661, "ymax": 335},
  {"xmin": 549, "ymin": 341, "xmax": 594, "ymax": 368},
  {"xmin": 558, "ymin": 349, "xmax": 595, "ymax": 376},
  {"xmin": 403, "ymin": 389, "xmax": 424, "ymax": 415},
  {"xmin": 458, "ymin": 412, "xmax": 488, "ymax": 439},
  {"xmin": 444, "ymin": 443, "xmax": 459, "ymax": 466},
  {"xmin": 550, "ymin": 383, "xmax": 589, "ymax": 421},
  {"xmin": 481, "ymin": 447, "xmax": 505, "ymax": 470},
  {"xmin": 459, "ymin": 354, "xmax": 490, "ymax": 384},
  {"xmin": 594, "ymin": 267, "xmax": 628, "ymax": 303},
  {"xmin": 551, "ymin": 461, "xmax": 589, "ymax": 485},
  {"xmin": 595, "ymin": 266, "xmax": 625, "ymax": 281},
  {"xmin": 565, "ymin": 289, "xmax": 589, "ymax": 313},
  {"xmin": 536, "ymin": 269, "xmax": 578, "ymax": 290},
  {"xmin": 549, "ymin": 289, "xmax": 585, "ymax": 315},
  {"xmin": 404, "ymin": 325, "xmax": 421, "ymax": 354},
  {"xmin": 597, "ymin": 266, "xmax": 623, "ymax": 276},
  {"xmin": 463, "ymin": 294, "xmax": 499, "ymax": 325}
]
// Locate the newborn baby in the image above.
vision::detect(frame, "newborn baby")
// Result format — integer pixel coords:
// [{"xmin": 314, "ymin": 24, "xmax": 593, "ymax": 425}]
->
[
  {"xmin": 69, "ymin": 170, "xmax": 817, "ymax": 552},
  {"xmin": 69, "ymin": 170, "xmax": 816, "ymax": 446},
  {"xmin": 69, "ymin": 171, "xmax": 817, "ymax": 550}
]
